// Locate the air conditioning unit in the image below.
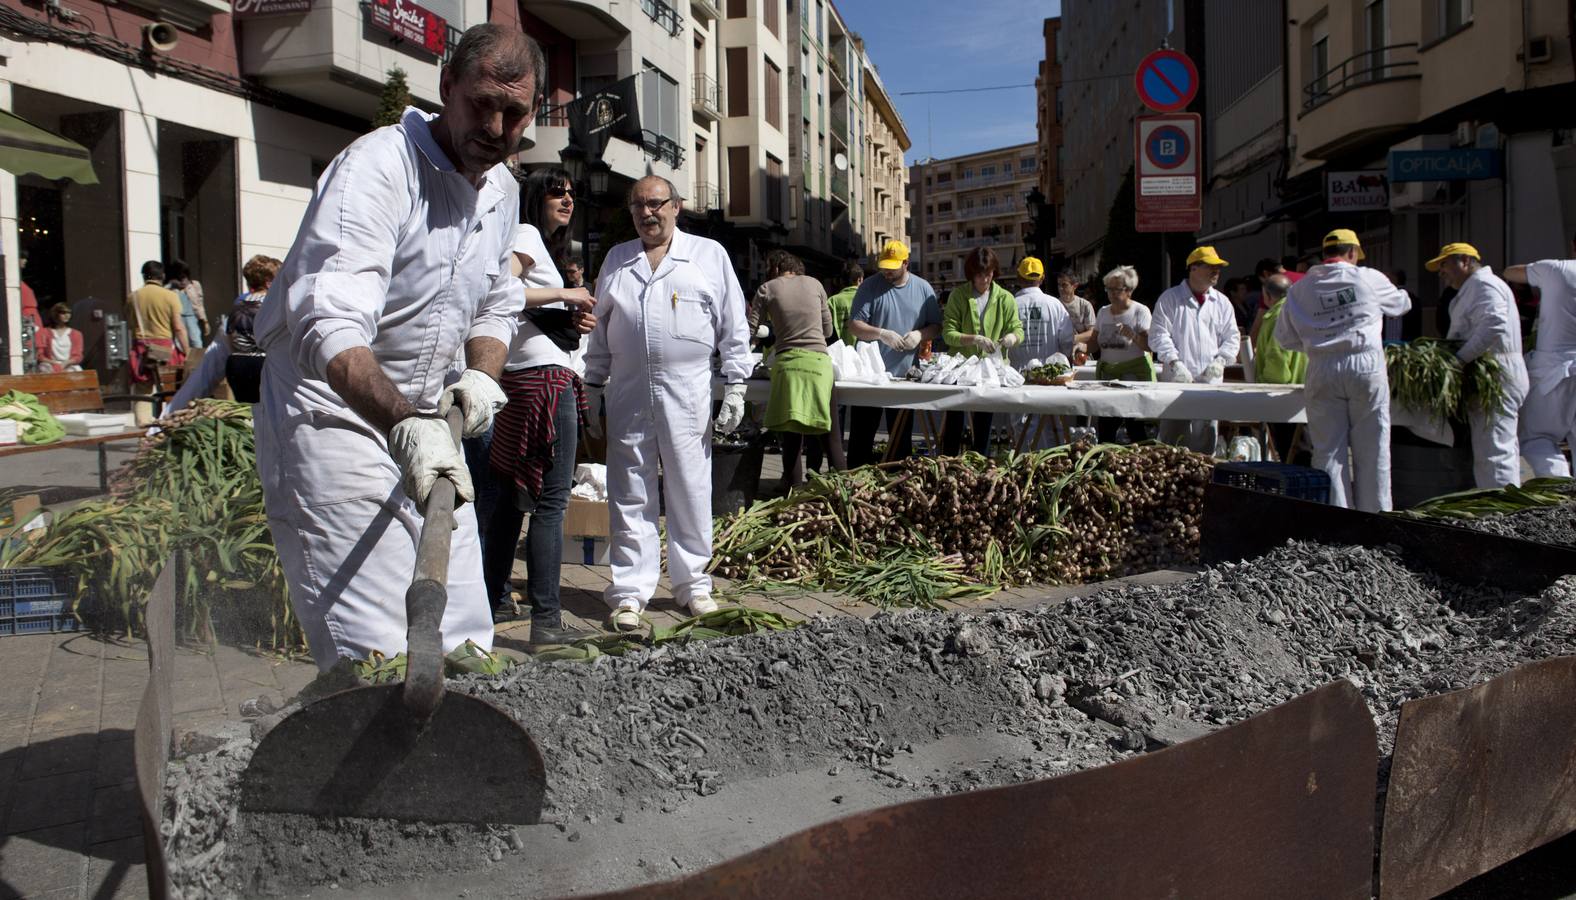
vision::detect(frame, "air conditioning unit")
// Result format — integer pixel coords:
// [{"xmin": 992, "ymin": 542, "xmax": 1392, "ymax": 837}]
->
[
  {"xmin": 1452, "ymin": 122, "xmax": 1476, "ymax": 147},
  {"xmin": 1527, "ymin": 35, "xmax": 1554, "ymax": 64}
]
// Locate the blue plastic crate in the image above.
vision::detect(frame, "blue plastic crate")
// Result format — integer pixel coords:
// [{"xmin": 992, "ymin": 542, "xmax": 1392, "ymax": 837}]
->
[
  {"xmin": 0, "ymin": 567, "xmax": 83, "ymax": 636},
  {"xmin": 1212, "ymin": 461, "xmax": 1332, "ymax": 504},
  {"xmin": 0, "ymin": 613, "xmax": 82, "ymax": 636}
]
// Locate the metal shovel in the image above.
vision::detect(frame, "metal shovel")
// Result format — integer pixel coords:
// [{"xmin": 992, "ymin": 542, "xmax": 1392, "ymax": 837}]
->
[{"xmin": 238, "ymin": 408, "xmax": 546, "ymax": 824}]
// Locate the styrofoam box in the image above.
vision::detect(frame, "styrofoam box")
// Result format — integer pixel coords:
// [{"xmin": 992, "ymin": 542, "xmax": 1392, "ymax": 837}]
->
[
  {"xmin": 0, "ymin": 419, "xmax": 17, "ymax": 445},
  {"xmin": 57, "ymin": 412, "xmax": 136, "ymax": 436},
  {"xmin": 561, "ymin": 536, "xmax": 610, "ymax": 566}
]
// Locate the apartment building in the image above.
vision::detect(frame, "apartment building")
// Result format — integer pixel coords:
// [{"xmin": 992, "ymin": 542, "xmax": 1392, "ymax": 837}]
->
[
  {"xmin": 783, "ymin": 0, "xmax": 859, "ymax": 275},
  {"xmin": 0, "ymin": 0, "xmax": 437, "ymax": 372},
  {"xmin": 1285, "ymin": 0, "xmax": 1576, "ymax": 311},
  {"xmin": 1191, "ymin": 1, "xmax": 1291, "ymax": 269},
  {"xmin": 907, "ymin": 142, "xmax": 1039, "ymax": 291},
  {"xmin": 861, "ymin": 50, "xmax": 911, "ymax": 260},
  {"xmin": 1060, "ymin": 0, "xmax": 1185, "ymax": 274},
  {"xmin": 1033, "ymin": 16, "xmax": 1065, "ymax": 261}
]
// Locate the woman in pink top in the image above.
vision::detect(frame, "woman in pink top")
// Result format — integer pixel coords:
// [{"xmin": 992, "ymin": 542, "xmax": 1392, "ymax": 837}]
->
[{"xmin": 34, "ymin": 303, "xmax": 83, "ymax": 373}]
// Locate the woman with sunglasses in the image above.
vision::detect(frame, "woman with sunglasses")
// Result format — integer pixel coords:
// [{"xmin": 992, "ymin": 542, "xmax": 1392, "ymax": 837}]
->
[{"xmin": 468, "ymin": 167, "xmax": 598, "ymax": 646}]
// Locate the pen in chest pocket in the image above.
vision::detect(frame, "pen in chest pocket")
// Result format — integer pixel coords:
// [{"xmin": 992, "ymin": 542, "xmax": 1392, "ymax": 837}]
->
[{"xmin": 671, "ymin": 291, "xmax": 677, "ymax": 310}]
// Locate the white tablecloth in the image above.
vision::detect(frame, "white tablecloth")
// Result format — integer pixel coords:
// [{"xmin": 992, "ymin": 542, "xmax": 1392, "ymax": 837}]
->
[{"xmin": 732, "ymin": 377, "xmax": 1310, "ymax": 423}]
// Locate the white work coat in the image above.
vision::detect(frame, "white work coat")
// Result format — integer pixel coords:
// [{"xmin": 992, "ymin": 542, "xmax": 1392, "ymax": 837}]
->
[
  {"xmin": 1010, "ymin": 286, "xmax": 1076, "ymax": 368},
  {"xmin": 253, "ymin": 107, "xmax": 523, "ymax": 667},
  {"xmin": 1448, "ymin": 266, "xmax": 1530, "ymax": 488},
  {"xmin": 1148, "ymin": 282, "xmax": 1240, "ymax": 380},
  {"xmin": 585, "ymin": 228, "xmax": 751, "ymax": 610},
  {"xmin": 1448, "ymin": 267, "xmax": 1528, "ymax": 379},
  {"xmin": 1277, "ymin": 261, "xmax": 1411, "ymax": 357},
  {"xmin": 1524, "ymin": 259, "xmax": 1576, "ymax": 393}
]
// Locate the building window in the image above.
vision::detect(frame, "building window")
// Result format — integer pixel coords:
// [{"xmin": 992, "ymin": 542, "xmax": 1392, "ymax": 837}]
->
[
  {"xmin": 937, "ymin": 201, "xmax": 952, "ymax": 213},
  {"xmin": 1310, "ymin": 22, "xmax": 1330, "ymax": 100},
  {"xmin": 765, "ymin": 57, "xmax": 783, "ymax": 130},
  {"xmin": 726, "ymin": 47, "xmax": 749, "ymax": 116},
  {"xmin": 728, "ymin": 146, "xmax": 751, "ymax": 216},
  {"xmin": 1055, "ymin": 86, "xmax": 1063, "ymax": 123},
  {"xmin": 1437, "ymin": 0, "xmax": 1471, "ymax": 37},
  {"xmin": 726, "ymin": 0, "xmax": 746, "ymax": 17},
  {"xmin": 814, "ymin": 0, "xmax": 823, "ymax": 44},
  {"xmin": 1364, "ymin": 0, "xmax": 1389, "ymax": 77},
  {"xmin": 937, "ymin": 172, "xmax": 951, "ymax": 184},
  {"xmin": 641, "ymin": 61, "xmax": 681, "ymax": 143},
  {"xmin": 1020, "ymin": 157, "xmax": 1036, "ymax": 172},
  {"xmin": 766, "ymin": 153, "xmax": 784, "ymax": 221},
  {"xmin": 764, "ymin": 0, "xmax": 779, "ymax": 37}
]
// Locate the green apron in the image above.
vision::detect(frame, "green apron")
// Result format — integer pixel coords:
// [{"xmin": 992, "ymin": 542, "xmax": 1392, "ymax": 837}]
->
[
  {"xmin": 764, "ymin": 349, "xmax": 834, "ymax": 434},
  {"xmin": 1095, "ymin": 354, "xmax": 1157, "ymax": 382},
  {"xmin": 1254, "ymin": 300, "xmax": 1309, "ymax": 384}
]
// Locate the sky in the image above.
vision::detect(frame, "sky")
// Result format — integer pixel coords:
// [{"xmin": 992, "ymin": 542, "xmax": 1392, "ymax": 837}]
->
[{"xmin": 836, "ymin": 0, "xmax": 1058, "ymax": 166}]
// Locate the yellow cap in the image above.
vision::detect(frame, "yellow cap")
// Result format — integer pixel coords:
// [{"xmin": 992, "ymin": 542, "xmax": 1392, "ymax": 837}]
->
[
  {"xmin": 1017, "ymin": 256, "xmax": 1045, "ymax": 279},
  {"xmin": 1425, "ymin": 242, "xmax": 1481, "ymax": 272},
  {"xmin": 877, "ymin": 240, "xmax": 910, "ymax": 270},
  {"xmin": 1322, "ymin": 228, "xmax": 1367, "ymax": 261},
  {"xmin": 1186, "ymin": 246, "xmax": 1228, "ymax": 268}
]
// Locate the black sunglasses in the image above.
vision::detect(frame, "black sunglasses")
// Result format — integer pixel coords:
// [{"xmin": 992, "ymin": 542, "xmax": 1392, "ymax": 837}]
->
[{"xmin": 547, "ymin": 186, "xmax": 576, "ymax": 199}]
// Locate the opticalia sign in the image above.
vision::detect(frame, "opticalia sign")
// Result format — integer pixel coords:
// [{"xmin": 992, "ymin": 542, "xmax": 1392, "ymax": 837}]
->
[
  {"xmin": 1325, "ymin": 171, "xmax": 1389, "ymax": 212},
  {"xmin": 1387, "ymin": 149, "xmax": 1502, "ymax": 183},
  {"xmin": 367, "ymin": 0, "xmax": 447, "ymax": 58}
]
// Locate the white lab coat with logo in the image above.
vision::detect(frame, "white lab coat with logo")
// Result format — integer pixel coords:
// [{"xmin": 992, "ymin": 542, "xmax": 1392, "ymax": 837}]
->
[
  {"xmin": 1278, "ymin": 262, "xmax": 1411, "ymax": 511},
  {"xmin": 253, "ymin": 108, "xmax": 523, "ymax": 669},
  {"xmin": 1520, "ymin": 260, "xmax": 1576, "ymax": 477},
  {"xmin": 1447, "ymin": 266, "xmax": 1530, "ymax": 488},
  {"xmin": 1009, "ymin": 286, "xmax": 1076, "ymax": 368},
  {"xmin": 585, "ymin": 229, "xmax": 751, "ymax": 610},
  {"xmin": 1149, "ymin": 282, "xmax": 1240, "ymax": 452}
]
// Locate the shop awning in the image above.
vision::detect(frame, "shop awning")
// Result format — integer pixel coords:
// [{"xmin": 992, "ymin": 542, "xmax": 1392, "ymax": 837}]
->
[{"xmin": 0, "ymin": 109, "xmax": 98, "ymax": 185}]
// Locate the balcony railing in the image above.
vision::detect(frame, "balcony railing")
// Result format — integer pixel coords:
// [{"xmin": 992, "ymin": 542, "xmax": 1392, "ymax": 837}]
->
[
  {"xmin": 642, "ymin": 131, "xmax": 684, "ymax": 168},
  {"xmin": 831, "ymin": 169, "xmax": 848, "ymax": 201},
  {"xmin": 640, "ymin": 0, "xmax": 684, "ymax": 36},
  {"xmin": 535, "ymin": 102, "xmax": 570, "ymax": 127},
  {"xmin": 953, "ymin": 234, "xmax": 1011, "ymax": 250},
  {"xmin": 690, "ymin": 181, "xmax": 723, "ymax": 212},
  {"xmin": 1302, "ymin": 43, "xmax": 1420, "ymax": 112},
  {"xmin": 828, "ymin": 51, "xmax": 847, "ymax": 87},
  {"xmin": 692, "ymin": 74, "xmax": 722, "ymax": 119},
  {"xmin": 955, "ymin": 171, "xmax": 1019, "ymax": 190}
]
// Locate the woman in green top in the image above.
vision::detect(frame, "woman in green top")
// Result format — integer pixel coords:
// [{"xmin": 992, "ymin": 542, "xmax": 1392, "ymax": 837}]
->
[{"xmin": 940, "ymin": 247, "xmax": 1025, "ymax": 455}]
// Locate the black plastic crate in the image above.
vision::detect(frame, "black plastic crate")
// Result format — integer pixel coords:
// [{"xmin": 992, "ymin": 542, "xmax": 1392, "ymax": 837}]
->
[
  {"xmin": 0, "ymin": 567, "xmax": 83, "ymax": 636},
  {"xmin": 1212, "ymin": 461, "xmax": 1332, "ymax": 504}
]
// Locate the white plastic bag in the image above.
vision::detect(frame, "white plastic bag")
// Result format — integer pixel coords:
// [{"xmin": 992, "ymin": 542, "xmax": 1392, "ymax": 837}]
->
[
  {"xmin": 571, "ymin": 463, "xmax": 608, "ymax": 501},
  {"xmin": 858, "ymin": 341, "xmax": 888, "ymax": 383}
]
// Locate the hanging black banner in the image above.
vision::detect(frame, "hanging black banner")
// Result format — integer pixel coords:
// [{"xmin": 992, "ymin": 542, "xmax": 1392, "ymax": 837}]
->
[{"xmin": 566, "ymin": 75, "xmax": 642, "ymax": 160}]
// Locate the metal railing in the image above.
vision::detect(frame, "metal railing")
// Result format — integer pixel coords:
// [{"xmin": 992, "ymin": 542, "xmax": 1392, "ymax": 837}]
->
[
  {"xmin": 642, "ymin": 130, "xmax": 684, "ymax": 168},
  {"xmin": 953, "ymin": 233, "xmax": 1013, "ymax": 250},
  {"xmin": 640, "ymin": 0, "xmax": 684, "ymax": 36},
  {"xmin": 690, "ymin": 181, "xmax": 722, "ymax": 212},
  {"xmin": 831, "ymin": 169, "xmax": 848, "ymax": 201},
  {"xmin": 955, "ymin": 171, "xmax": 1019, "ymax": 189},
  {"xmin": 535, "ymin": 102, "xmax": 570, "ymax": 127},
  {"xmin": 1302, "ymin": 42, "xmax": 1420, "ymax": 112},
  {"xmin": 692, "ymin": 74, "xmax": 721, "ymax": 117}
]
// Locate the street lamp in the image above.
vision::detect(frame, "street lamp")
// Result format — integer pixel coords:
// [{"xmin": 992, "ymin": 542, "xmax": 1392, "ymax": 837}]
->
[
  {"xmin": 1024, "ymin": 187, "xmax": 1047, "ymax": 259},
  {"xmin": 588, "ymin": 159, "xmax": 612, "ymax": 199},
  {"xmin": 559, "ymin": 142, "xmax": 587, "ymax": 185}
]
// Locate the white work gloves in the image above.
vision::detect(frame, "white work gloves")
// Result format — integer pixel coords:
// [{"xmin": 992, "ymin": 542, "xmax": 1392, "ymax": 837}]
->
[
  {"xmin": 1203, "ymin": 358, "xmax": 1227, "ymax": 383},
  {"xmin": 1000, "ymin": 333, "xmax": 1021, "ymax": 349},
  {"xmin": 899, "ymin": 330, "xmax": 924, "ymax": 351},
  {"xmin": 389, "ymin": 416, "xmax": 473, "ymax": 507},
  {"xmin": 715, "ymin": 383, "xmax": 748, "ymax": 434},
  {"xmin": 439, "ymin": 369, "xmax": 507, "ymax": 439},
  {"xmin": 876, "ymin": 329, "xmax": 907, "ymax": 351},
  {"xmin": 755, "ymin": 324, "xmax": 770, "ymax": 340},
  {"xmin": 1164, "ymin": 359, "xmax": 1194, "ymax": 383},
  {"xmin": 966, "ymin": 334, "xmax": 1000, "ymax": 356},
  {"xmin": 583, "ymin": 383, "xmax": 605, "ymax": 440}
]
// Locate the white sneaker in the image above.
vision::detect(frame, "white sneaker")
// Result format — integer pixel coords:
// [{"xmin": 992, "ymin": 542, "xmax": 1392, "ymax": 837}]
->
[
  {"xmin": 608, "ymin": 604, "xmax": 643, "ymax": 633},
  {"xmin": 686, "ymin": 595, "xmax": 719, "ymax": 616}
]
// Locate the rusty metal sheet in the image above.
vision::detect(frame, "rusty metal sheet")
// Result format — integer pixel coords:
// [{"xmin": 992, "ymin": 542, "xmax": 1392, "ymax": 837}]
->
[
  {"xmin": 1380, "ymin": 655, "xmax": 1576, "ymax": 900},
  {"xmin": 585, "ymin": 680, "xmax": 1377, "ymax": 900},
  {"xmin": 133, "ymin": 560, "xmax": 177, "ymax": 900},
  {"xmin": 1201, "ymin": 482, "xmax": 1576, "ymax": 593}
]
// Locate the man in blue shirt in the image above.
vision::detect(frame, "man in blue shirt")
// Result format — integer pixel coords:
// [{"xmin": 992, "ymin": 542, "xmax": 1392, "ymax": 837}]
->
[{"xmin": 845, "ymin": 240, "xmax": 942, "ymax": 465}]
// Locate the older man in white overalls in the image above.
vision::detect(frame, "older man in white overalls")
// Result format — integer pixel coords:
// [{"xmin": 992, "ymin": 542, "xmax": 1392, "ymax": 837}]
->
[{"xmin": 584, "ymin": 176, "xmax": 752, "ymax": 632}]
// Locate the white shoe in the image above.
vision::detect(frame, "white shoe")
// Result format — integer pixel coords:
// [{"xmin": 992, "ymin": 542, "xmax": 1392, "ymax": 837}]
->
[
  {"xmin": 686, "ymin": 595, "xmax": 719, "ymax": 616},
  {"xmin": 608, "ymin": 605, "xmax": 643, "ymax": 633}
]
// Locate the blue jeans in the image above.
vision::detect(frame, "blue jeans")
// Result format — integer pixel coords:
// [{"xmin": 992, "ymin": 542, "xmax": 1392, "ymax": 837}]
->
[{"xmin": 462, "ymin": 375, "xmax": 577, "ymax": 627}]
